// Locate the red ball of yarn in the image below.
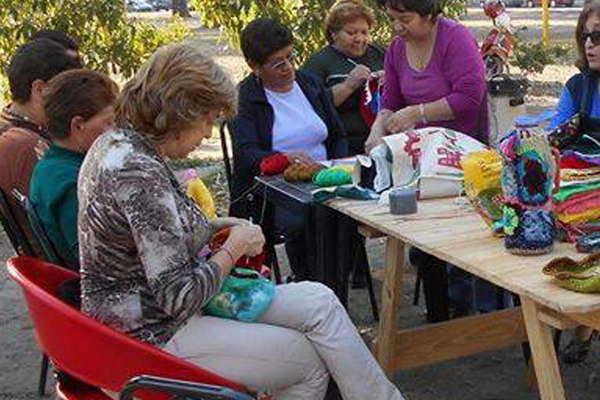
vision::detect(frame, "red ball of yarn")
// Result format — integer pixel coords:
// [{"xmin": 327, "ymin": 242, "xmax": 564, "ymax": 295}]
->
[{"xmin": 260, "ymin": 153, "xmax": 290, "ymax": 176}]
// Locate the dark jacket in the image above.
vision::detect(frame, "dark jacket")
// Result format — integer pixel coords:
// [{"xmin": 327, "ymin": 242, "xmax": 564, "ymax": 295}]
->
[{"xmin": 229, "ymin": 70, "xmax": 348, "ymax": 218}]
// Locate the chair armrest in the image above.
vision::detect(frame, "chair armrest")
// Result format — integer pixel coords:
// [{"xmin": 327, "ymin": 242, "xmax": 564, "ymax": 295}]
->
[{"xmin": 119, "ymin": 375, "xmax": 255, "ymax": 400}]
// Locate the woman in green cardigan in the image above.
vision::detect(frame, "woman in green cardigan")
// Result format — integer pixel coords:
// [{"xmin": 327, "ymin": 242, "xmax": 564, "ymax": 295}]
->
[{"xmin": 29, "ymin": 69, "xmax": 118, "ymax": 270}]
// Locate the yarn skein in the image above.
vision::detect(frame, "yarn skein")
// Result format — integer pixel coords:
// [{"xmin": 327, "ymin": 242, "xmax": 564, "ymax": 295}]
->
[
  {"xmin": 313, "ymin": 168, "xmax": 353, "ymax": 187},
  {"xmin": 260, "ymin": 153, "xmax": 290, "ymax": 176}
]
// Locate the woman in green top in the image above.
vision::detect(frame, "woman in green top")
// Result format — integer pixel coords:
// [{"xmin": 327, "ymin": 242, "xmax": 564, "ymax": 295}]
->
[
  {"xmin": 29, "ymin": 69, "xmax": 118, "ymax": 269},
  {"xmin": 303, "ymin": 0, "xmax": 384, "ymax": 155}
]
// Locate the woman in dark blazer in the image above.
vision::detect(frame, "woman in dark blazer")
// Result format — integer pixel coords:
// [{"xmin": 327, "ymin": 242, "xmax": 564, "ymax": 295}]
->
[{"xmin": 230, "ymin": 18, "xmax": 348, "ymax": 279}]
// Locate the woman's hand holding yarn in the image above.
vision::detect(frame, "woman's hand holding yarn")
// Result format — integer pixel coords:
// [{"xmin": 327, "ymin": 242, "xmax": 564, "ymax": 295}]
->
[{"xmin": 227, "ymin": 224, "xmax": 266, "ymax": 257}]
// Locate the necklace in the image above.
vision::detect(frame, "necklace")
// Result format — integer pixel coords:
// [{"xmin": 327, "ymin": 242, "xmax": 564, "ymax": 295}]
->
[{"xmin": 407, "ymin": 23, "xmax": 438, "ymax": 71}]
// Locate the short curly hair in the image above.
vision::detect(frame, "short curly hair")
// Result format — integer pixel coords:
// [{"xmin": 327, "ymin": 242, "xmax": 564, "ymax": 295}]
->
[
  {"xmin": 115, "ymin": 42, "xmax": 237, "ymax": 144},
  {"xmin": 240, "ymin": 18, "xmax": 293, "ymax": 66},
  {"xmin": 325, "ymin": 0, "xmax": 376, "ymax": 43}
]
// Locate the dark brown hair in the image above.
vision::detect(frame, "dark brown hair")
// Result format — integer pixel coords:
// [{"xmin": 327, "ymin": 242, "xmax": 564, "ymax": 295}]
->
[
  {"xmin": 44, "ymin": 69, "xmax": 118, "ymax": 138},
  {"xmin": 383, "ymin": 0, "xmax": 441, "ymax": 20},
  {"xmin": 575, "ymin": 3, "xmax": 600, "ymax": 71}
]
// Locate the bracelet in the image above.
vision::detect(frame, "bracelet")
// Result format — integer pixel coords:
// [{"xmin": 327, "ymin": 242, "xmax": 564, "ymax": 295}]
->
[
  {"xmin": 418, "ymin": 103, "xmax": 428, "ymax": 124},
  {"xmin": 217, "ymin": 246, "xmax": 236, "ymax": 265}
]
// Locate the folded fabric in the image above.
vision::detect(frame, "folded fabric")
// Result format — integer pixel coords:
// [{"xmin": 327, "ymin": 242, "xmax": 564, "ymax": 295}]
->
[
  {"xmin": 553, "ymin": 180, "xmax": 600, "ymax": 203},
  {"xmin": 562, "ymin": 151, "xmax": 600, "ymax": 165},
  {"xmin": 560, "ymin": 155, "xmax": 595, "ymax": 169},
  {"xmin": 312, "ymin": 185, "xmax": 379, "ymax": 203},
  {"xmin": 554, "ymin": 190, "xmax": 600, "ymax": 214},
  {"xmin": 557, "ymin": 208, "xmax": 600, "ymax": 225},
  {"xmin": 560, "ymin": 166, "xmax": 600, "ymax": 181}
]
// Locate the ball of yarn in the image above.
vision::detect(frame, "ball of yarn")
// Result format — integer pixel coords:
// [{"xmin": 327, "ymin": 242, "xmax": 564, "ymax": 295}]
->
[
  {"xmin": 260, "ymin": 153, "xmax": 290, "ymax": 176},
  {"xmin": 187, "ymin": 177, "xmax": 217, "ymax": 219},
  {"xmin": 284, "ymin": 162, "xmax": 324, "ymax": 182},
  {"xmin": 313, "ymin": 167, "xmax": 353, "ymax": 187}
]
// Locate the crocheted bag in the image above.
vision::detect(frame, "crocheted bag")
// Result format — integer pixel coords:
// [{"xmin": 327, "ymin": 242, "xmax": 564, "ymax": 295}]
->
[{"xmin": 499, "ymin": 127, "xmax": 560, "ymax": 255}]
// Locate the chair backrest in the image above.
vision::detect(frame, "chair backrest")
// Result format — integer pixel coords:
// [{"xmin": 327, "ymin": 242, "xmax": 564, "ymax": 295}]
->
[
  {"xmin": 219, "ymin": 120, "xmax": 234, "ymax": 194},
  {"xmin": 6, "ymin": 256, "xmax": 248, "ymax": 399},
  {"xmin": 0, "ymin": 187, "xmax": 34, "ymax": 256},
  {"xmin": 11, "ymin": 189, "xmax": 63, "ymax": 265}
]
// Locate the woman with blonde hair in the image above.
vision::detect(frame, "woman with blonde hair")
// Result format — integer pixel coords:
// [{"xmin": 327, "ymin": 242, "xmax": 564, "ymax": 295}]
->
[
  {"xmin": 78, "ymin": 42, "xmax": 403, "ymax": 400},
  {"xmin": 304, "ymin": 0, "xmax": 385, "ymax": 155}
]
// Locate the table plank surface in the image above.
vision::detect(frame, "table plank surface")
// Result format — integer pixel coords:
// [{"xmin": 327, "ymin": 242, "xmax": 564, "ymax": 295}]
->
[{"xmin": 328, "ymin": 196, "xmax": 600, "ymax": 314}]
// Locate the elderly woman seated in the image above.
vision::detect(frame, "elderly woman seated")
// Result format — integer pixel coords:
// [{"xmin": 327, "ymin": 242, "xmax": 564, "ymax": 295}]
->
[
  {"xmin": 304, "ymin": 0, "xmax": 385, "ymax": 156},
  {"xmin": 29, "ymin": 69, "xmax": 117, "ymax": 269},
  {"xmin": 230, "ymin": 18, "xmax": 348, "ymax": 280},
  {"xmin": 78, "ymin": 42, "xmax": 403, "ymax": 400}
]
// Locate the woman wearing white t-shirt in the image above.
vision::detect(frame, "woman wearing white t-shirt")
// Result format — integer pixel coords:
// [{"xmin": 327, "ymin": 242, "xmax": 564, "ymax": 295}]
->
[{"xmin": 231, "ymin": 18, "xmax": 348, "ymax": 279}]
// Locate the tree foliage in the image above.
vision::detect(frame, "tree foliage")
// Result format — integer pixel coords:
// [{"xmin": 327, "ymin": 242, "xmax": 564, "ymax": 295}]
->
[
  {"xmin": 0, "ymin": 0, "xmax": 189, "ymax": 97},
  {"xmin": 193, "ymin": 0, "xmax": 468, "ymax": 65}
]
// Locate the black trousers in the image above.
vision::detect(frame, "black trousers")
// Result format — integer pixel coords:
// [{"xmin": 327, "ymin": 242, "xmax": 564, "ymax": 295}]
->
[
  {"xmin": 274, "ymin": 205, "xmax": 308, "ymax": 280},
  {"xmin": 409, "ymin": 247, "xmax": 449, "ymax": 322}
]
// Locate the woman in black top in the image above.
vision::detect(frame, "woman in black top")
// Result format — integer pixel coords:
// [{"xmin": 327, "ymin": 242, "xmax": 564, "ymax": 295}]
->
[{"xmin": 304, "ymin": 0, "xmax": 384, "ymax": 155}]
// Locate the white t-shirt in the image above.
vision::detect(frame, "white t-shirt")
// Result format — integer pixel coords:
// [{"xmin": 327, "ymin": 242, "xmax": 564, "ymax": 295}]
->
[{"xmin": 265, "ymin": 82, "xmax": 328, "ymax": 161}]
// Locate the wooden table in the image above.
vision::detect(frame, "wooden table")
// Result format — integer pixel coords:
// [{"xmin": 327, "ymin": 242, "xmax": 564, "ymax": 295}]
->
[{"xmin": 328, "ymin": 196, "xmax": 600, "ymax": 400}]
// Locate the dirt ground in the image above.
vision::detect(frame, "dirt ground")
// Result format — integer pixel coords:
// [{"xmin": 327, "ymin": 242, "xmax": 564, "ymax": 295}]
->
[{"xmin": 1, "ymin": 6, "xmax": 600, "ymax": 400}]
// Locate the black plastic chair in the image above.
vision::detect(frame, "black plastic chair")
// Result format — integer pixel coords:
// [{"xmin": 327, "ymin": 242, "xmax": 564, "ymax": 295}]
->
[
  {"xmin": 0, "ymin": 187, "xmax": 34, "ymax": 256},
  {"xmin": 0, "ymin": 188, "xmax": 49, "ymax": 396},
  {"xmin": 219, "ymin": 121, "xmax": 283, "ymax": 284},
  {"xmin": 12, "ymin": 189, "xmax": 63, "ymax": 265}
]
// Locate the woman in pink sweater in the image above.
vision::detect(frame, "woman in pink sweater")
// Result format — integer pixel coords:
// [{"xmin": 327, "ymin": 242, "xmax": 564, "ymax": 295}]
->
[{"xmin": 366, "ymin": 0, "xmax": 488, "ymax": 152}]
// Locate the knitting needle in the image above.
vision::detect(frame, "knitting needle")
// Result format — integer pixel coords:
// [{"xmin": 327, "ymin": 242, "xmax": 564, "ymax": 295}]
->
[{"xmin": 346, "ymin": 58, "xmax": 379, "ymax": 79}]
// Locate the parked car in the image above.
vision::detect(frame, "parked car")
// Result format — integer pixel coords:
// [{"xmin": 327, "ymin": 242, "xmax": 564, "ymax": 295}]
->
[
  {"xmin": 150, "ymin": 0, "xmax": 171, "ymax": 11},
  {"xmin": 525, "ymin": 0, "xmax": 575, "ymax": 7},
  {"xmin": 126, "ymin": 0, "xmax": 153, "ymax": 12}
]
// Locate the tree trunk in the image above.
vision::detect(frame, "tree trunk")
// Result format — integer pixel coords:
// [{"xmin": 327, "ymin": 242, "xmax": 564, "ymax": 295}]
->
[{"xmin": 172, "ymin": 0, "xmax": 191, "ymax": 17}]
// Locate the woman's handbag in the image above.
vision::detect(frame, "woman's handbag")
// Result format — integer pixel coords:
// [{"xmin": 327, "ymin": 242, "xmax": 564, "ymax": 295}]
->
[
  {"xmin": 204, "ymin": 267, "xmax": 275, "ymax": 322},
  {"xmin": 204, "ymin": 228, "xmax": 276, "ymax": 322}
]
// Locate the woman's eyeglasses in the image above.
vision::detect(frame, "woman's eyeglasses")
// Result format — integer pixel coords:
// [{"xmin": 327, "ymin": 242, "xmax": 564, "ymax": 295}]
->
[
  {"xmin": 582, "ymin": 30, "xmax": 600, "ymax": 46},
  {"xmin": 267, "ymin": 51, "xmax": 297, "ymax": 72}
]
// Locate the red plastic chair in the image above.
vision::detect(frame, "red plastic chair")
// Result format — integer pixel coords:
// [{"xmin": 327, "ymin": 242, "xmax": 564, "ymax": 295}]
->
[{"xmin": 7, "ymin": 256, "xmax": 255, "ymax": 400}]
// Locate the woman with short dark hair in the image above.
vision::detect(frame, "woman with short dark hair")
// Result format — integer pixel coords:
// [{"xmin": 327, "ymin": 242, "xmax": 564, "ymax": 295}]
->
[
  {"xmin": 230, "ymin": 18, "xmax": 348, "ymax": 279},
  {"xmin": 29, "ymin": 69, "xmax": 118, "ymax": 269},
  {"xmin": 365, "ymin": 0, "xmax": 488, "ymax": 151}
]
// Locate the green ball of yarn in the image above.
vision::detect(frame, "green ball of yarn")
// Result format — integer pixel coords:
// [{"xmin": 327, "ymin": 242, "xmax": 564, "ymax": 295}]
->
[{"xmin": 313, "ymin": 168, "xmax": 352, "ymax": 187}]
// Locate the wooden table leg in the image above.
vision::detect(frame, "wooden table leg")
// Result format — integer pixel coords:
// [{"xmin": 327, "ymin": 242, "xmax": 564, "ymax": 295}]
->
[
  {"xmin": 520, "ymin": 297, "xmax": 566, "ymax": 400},
  {"xmin": 376, "ymin": 237, "xmax": 405, "ymax": 377}
]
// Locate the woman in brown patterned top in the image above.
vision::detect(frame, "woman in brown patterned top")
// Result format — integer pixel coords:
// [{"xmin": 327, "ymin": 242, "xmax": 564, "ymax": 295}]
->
[{"xmin": 78, "ymin": 42, "xmax": 403, "ymax": 400}]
